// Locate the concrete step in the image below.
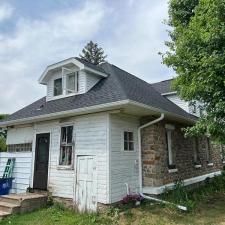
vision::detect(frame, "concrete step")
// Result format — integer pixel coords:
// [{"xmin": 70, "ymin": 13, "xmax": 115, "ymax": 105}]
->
[
  {"xmin": 0, "ymin": 211, "xmax": 11, "ymax": 220},
  {"xmin": 0, "ymin": 201, "xmax": 20, "ymax": 214},
  {"xmin": 0, "ymin": 195, "xmax": 22, "ymax": 205}
]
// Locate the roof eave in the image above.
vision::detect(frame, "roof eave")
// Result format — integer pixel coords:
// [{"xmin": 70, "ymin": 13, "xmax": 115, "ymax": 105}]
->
[{"xmin": 0, "ymin": 100, "xmax": 196, "ymax": 128}]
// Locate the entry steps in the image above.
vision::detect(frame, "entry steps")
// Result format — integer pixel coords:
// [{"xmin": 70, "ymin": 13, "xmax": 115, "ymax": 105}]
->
[{"xmin": 0, "ymin": 193, "xmax": 47, "ymax": 220}]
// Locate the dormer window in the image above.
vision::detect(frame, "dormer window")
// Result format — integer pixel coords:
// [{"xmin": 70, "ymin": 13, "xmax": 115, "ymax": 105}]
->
[
  {"xmin": 66, "ymin": 72, "xmax": 79, "ymax": 94},
  {"xmin": 54, "ymin": 78, "xmax": 63, "ymax": 96}
]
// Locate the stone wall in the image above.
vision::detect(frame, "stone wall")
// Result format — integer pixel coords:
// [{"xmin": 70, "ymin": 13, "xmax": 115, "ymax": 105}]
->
[{"xmin": 141, "ymin": 118, "xmax": 223, "ymax": 188}]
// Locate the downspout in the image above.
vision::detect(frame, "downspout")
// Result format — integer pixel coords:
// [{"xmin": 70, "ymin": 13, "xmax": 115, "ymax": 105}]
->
[{"xmin": 138, "ymin": 113, "xmax": 187, "ymax": 211}]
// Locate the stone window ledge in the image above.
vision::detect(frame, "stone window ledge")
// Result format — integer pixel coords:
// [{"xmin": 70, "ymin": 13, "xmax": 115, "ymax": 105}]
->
[
  {"xmin": 194, "ymin": 164, "xmax": 202, "ymax": 169},
  {"xmin": 207, "ymin": 162, "xmax": 214, "ymax": 167},
  {"xmin": 168, "ymin": 168, "xmax": 178, "ymax": 173}
]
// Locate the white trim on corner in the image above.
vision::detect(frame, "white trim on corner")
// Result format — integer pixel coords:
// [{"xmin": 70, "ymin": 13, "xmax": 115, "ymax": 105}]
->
[
  {"xmin": 143, "ymin": 171, "xmax": 222, "ymax": 195},
  {"xmin": 194, "ymin": 164, "xmax": 202, "ymax": 169},
  {"xmin": 168, "ymin": 168, "xmax": 178, "ymax": 173}
]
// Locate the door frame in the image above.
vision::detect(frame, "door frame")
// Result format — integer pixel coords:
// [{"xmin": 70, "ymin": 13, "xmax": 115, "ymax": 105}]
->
[
  {"xmin": 74, "ymin": 154, "xmax": 97, "ymax": 211},
  {"xmin": 32, "ymin": 132, "xmax": 51, "ymax": 190}
]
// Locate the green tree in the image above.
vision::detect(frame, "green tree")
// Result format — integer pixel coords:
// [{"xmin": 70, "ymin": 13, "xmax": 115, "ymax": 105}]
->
[
  {"xmin": 79, "ymin": 41, "xmax": 107, "ymax": 65},
  {"xmin": 0, "ymin": 114, "xmax": 8, "ymax": 151},
  {"xmin": 163, "ymin": 0, "xmax": 225, "ymax": 143}
]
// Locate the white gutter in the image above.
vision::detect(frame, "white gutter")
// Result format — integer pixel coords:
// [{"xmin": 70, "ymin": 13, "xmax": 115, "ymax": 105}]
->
[{"xmin": 138, "ymin": 113, "xmax": 187, "ymax": 211}]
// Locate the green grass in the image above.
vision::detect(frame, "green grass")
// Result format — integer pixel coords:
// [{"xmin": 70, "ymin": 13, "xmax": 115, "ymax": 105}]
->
[{"xmin": 1, "ymin": 193, "xmax": 225, "ymax": 225}]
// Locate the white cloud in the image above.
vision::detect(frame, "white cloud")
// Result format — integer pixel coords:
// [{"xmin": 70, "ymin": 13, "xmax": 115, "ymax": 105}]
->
[
  {"xmin": 0, "ymin": 1, "xmax": 108, "ymax": 113},
  {"xmin": 0, "ymin": 0, "xmax": 172, "ymax": 114},
  {"xmin": 0, "ymin": 3, "xmax": 13, "ymax": 22},
  {"xmin": 104, "ymin": 0, "xmax": 172, "ymax": 83}
]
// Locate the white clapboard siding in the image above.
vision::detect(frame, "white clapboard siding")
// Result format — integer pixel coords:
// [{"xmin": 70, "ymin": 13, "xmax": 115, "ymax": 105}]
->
[
  {"xmin": 109, "ymin": 114, "xmax": 140, "ymax": 203},
  {"xmin": 0, "ymin": 152, "xmax": 32, "ymax": 194},
  {"xmin": 166, "ymin": 94, "xmax": 189, "ymax": 113},
  {"xmin": 34, "ymin": 113, "xmax": 109, "ymax": 203},
  {"xmin": 85, "ymin": 72, "xmax": 101, "ymax": 92},
  {"xmin": 75, "ymin": 113, "xmax": 109, "ymax": 204},
  {"xmin": 7, "ymin": 126, "xmax": 34, "ymax": 145}
]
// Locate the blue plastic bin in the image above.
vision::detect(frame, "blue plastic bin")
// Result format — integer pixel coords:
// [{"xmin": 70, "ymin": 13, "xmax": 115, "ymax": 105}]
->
[{"xmin": 0, "ymin": 178, "xmax": 14, "ymax": 195}]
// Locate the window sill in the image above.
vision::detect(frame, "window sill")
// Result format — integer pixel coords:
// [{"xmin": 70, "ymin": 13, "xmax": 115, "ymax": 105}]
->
[
  {"xmin": 57, "ymin": 165, "xmax": 74, "ymax": 170},
  {"xmin": 207, "ymin": 162, "xmax": 214, "ymax": 167},
  {"xmin": 194, "ymin": 164, "xmax": 202, "ymax": 169},
  {"xmin": 168, "ymin": 168, "xmax": 178, "ymax": 173}
]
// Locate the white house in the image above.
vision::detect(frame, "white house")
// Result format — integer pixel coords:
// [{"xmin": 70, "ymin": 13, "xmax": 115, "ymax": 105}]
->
[{"xmin": 0, "ymin": 57, "xmax": 223, "ymax": 212}]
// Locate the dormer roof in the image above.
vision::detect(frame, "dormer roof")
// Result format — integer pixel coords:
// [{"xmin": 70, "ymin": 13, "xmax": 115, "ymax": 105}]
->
[{"xmin": 38, "ymin": 57, "xmax": 108, "ymax": 85}]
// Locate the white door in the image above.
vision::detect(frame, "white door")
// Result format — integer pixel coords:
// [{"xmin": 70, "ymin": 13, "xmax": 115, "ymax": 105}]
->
[{"xmin": 75, "ymin": 155, "xmax": 97, "ymax": 212}]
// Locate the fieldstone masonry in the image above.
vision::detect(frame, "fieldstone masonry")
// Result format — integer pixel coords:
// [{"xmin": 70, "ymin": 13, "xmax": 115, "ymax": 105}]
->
[{"xmin": 141, "ymin": 118, "xmax": 223, "ymax": 188}]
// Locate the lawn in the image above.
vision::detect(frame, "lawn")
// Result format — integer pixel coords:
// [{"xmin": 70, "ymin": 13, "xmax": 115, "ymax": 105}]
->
[{"xmin": 1, "ymin": 193, "xmax": 225, "ymax": 225}]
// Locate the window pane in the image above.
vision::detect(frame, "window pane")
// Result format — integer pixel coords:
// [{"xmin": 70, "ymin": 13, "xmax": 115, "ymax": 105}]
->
[
  {"xmin": 60, "ymin": 146, "xmax": 66, "ymax": 165},
  {"xmin": 54, "ymin": 78, "xmax": 62, "ymax": 96},
  {"xmin": 67, "ymin": 73, "xmax": 75, "ymax": 93},
  {"xmin": 67, "ymin": 126, "xmax": 73, "ymax": 144},
  {"xmin": 129, "ymin": 142, "xmax": 134, "ymax": 151},
  {"xmin": 66, "ymin": 146, "xmax": 72, "ymax": 165},
  {"xmin": 61, "ymin": 127, "xmax": 67, "ymax": 144},
  {"xmin": 128, "ymin": 132, "xmax": 133, "ymax": 141},
  {"xmin": 124, "ymin": 132, "xmax": 128, "ymax": 141},
  {"xmin": 124, "ymin": 141, "xmax": 128, "ymax": 151}
]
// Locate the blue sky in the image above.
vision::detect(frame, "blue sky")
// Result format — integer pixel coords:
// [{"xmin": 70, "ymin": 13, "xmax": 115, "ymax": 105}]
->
[{"xmin": 0, "ymin": 0, "xmax": 172, "ymax": 113}]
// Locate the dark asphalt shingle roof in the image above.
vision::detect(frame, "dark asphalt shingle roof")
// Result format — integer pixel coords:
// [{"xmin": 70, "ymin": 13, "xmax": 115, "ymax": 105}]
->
[
  {"xmin": 2, "ymin": 61, "xmax": 196, "ymax": 123},
  {"xmin": 151, "ymin": 79, "xmax": 175, "ymax": 94}
]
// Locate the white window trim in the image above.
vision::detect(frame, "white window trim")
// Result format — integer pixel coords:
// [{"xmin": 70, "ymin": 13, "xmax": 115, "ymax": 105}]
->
[
  {"xmin": 165, "ymin": 124, "xmax": 175, "ymax": 169},
  {"xmin": 65, "ymin": 71, "xmax": 79, "ymax": 95},
  {"xmin": 52, "ymin": 68, "xmax": 79, "ymax": 99},
  {"xmin": 168, "ymin": 168, "xmax": 178, "ymax": 173},
  {"xmin": 58, "ymin": 124, "xmax": 75, "ymax": 169},
  {"xmin": 122, "ymin": 130, "xmax": 135, "ymax": 152},
  {"xmin": 193, "ymin": 138, "xmax": 201, "ymax": 167}
]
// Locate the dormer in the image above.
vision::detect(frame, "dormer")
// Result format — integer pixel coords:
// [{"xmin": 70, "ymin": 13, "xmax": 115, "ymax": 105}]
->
[{"xmin": 38, "ymin": 57, "xmax": 107, "ymax": 101}]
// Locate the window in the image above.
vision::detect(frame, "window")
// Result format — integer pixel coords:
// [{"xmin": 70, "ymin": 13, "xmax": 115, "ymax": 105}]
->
[
  {"xmin": 206, "ymin": 137, "xmax": 212, "ymax": 163},
  {"xmin": 193, "ymin": 138, "xmax": 201, "ymax": 165},
  {"xmin": 124, "ymin": 131, "xmax": 134, "ymax": 151},
  {"xmin": 220, "ymin": 145, "xmax": 225, "ymax": 162},
  {"xmin": 199, "ymin": 106, "xmax": 204, "ymax": 117},
  {"xmin": 7, "ymin": 143, "xmax": 32, "ymax": 152},
  {"xmin": 165, "ymin": 125, "xmax": 176, "ymax": 169},
  {"xmin": 189, "ymin": 101, "xmax": 197, "ymax": 114},
  {"xmin": 54, "ymin": 78, "xmax": 63, "ymax": 96},
  {"xmin": 66, "ymin": 72, "xmax": 79, "ymax": 94},
  {"xmin": 59, "ymin": 126, "xmax": 73, "ymax": 166}
]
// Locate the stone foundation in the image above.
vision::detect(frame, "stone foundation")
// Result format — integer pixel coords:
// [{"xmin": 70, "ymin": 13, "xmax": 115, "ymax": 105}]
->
[{"xmin": 141, "ymin": 118, "xmax": 223, "ymax": 188}]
